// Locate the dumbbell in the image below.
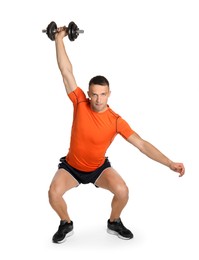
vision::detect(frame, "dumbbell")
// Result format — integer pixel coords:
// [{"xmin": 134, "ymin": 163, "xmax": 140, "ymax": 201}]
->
[{"xmin": 42, "ymin": 21, "xmax": 84, "ymax": 41}]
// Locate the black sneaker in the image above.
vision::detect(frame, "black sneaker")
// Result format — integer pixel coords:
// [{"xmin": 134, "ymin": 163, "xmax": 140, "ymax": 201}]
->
[
  {"xmin": 107, "ymin": 218, "xmax": 133, "ymax": 240},
  {"xmin": 52, "ymin": 221, "xmax": 74, "ymax": 243}
]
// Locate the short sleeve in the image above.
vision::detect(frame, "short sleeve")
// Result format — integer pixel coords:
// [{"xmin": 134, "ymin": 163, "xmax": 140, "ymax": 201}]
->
[
  {"xmin": 68, "ymin": 87, "xmax": 87, "ymax": 106},
  {"xmin": 117, "ymin": 117, "xmax": 134, "ymax": 139}
]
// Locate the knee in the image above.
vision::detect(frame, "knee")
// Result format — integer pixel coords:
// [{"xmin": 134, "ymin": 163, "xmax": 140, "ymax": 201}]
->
[
  {"xmin": 114, "ymin": 183, "xmax": 129, "ymax": 201},
  {"xmin": 48, "ymin": 184, "xmax": 60, "ymax": 203}
]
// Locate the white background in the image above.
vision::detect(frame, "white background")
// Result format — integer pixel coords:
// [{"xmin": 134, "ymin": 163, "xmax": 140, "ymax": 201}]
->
[{"xmin": 0, "ymin": 0, "xmax": 199, "ymax": 259}]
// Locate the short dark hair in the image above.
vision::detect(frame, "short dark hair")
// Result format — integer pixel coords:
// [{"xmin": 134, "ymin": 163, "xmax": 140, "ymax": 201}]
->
[{"xmin": 89, "ymin": 75, "xmax": 109, "ymax": 88}]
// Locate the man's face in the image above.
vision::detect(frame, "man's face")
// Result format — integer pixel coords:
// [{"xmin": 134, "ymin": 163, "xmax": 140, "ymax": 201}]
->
[{"xmin": 88, "ymin": 84, "xmax": 111, "ymax": 113}]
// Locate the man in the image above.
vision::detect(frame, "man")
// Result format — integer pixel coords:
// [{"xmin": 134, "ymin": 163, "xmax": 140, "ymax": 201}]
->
[{"xmin": 48, "ymin": 27, "xmax": 185, "ymax": 243}]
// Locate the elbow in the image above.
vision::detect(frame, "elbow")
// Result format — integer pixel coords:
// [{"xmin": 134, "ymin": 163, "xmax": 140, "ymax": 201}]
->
[
  {"xmin": 58, "ymin": 63, "xmax": 73, "ymax": 75},
  {"xmin": 127, "ymin": 133, "xmax": 145, "ymax": 152},
  {"xmin": 59, "ymin": 67, "xmax": 73, "ymax": 81},
  {"xmin": 136, "ymin": 139, "xmax": 146, "ymax": 153},
  {"xmin": 137, "ymin": 145, "xmax": 144, "ymax": 154}
]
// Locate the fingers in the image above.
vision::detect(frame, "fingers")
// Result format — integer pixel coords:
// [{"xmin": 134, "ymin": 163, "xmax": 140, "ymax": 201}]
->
[
  {"xmin": 178, "ymin": 167, "xmax": 185, "ymax": 177},
  {"xmin": 57, "ymin": 26, "xmax": 68, "ymax": 35},
  {"xmin": 171, "ymin": 162, "xmax": 185, "ymax": 177},
  {"xmin": 55, "ymin": 27, "xmax": 67, "ymax": 40},
  {"xmin": 175, "ymin": 164, "xmax": 185, "ymax": 177},
  {"xmin": 57, "ymin": 26, "xmax": 66, "ymax": 33}
]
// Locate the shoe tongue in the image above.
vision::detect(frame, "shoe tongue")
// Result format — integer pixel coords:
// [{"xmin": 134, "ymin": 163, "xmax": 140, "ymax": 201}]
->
[
  {"xmin": 114, "ymin": 218, "xmax": 121, "ymax": 223},
  {"xmin": 60, "ymin": 220, "xmax": 67, "ymax": 225}
]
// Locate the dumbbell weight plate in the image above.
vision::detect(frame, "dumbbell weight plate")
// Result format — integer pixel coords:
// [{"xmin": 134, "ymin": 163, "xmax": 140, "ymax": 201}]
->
[
  {"xmin": 68, "ymin": 21, "xmax": 79, "ymax": 41},
  {"xmin": 47, "ymin": 21, "xmax": 57, "ymax": 41}
]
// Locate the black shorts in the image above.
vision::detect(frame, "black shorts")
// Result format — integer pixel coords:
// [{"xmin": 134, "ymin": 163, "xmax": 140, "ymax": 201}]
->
[{"xmin": 58, "ymin": 157, "xmax": 111, "ymax": 185}]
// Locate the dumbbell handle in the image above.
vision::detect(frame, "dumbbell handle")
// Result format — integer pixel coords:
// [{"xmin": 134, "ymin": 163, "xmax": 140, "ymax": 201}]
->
[{"xmin": 42, "ymin": 28, "xmax": 84, "ymax": 34}]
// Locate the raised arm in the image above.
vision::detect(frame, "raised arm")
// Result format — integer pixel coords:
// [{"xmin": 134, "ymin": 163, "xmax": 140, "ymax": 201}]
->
[
  {"xmin": 127, "ymin": 133, "xmax": 185, "ymax": 177},
  {"xmin": 55, "ymin": 27, "xmax": 77, "ymax": 94}
]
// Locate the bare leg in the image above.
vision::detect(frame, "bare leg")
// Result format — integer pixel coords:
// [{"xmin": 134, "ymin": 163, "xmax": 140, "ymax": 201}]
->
[
  {"xmin": 48, "ymin": 168, "xmax": 79, "ymax": 222},
  {"xmin": 95, "ymin": 167, "xmax": 129, "ymax": 221}
]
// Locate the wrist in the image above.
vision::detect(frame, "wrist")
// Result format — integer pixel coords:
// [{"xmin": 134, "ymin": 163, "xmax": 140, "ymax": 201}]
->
[
  {"xmin": 55, "ymin": 34, "xmax": 64, "ymax": 41},
  {"xmin": 167, "ymin": 160, "xmax": 173, "ymax": 169}
]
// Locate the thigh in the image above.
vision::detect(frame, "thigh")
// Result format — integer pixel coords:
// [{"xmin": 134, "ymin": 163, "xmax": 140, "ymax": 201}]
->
[
  {"xmin": 49, "ymin": 168, "xmax": 79, "ymax": 196},
  {"xmin": 95, "ymin": 167, "xmax": 127, "ymax": 194}
]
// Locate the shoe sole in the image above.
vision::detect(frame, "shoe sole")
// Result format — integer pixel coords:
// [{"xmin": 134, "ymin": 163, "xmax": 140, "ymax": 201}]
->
[
  {"xmin": 107, "ymin": 228, "xmax": 133, "ymax": 240},
  {"xmin": 53, "ymin": 230, "xmax": 74, "ymax": 244}
]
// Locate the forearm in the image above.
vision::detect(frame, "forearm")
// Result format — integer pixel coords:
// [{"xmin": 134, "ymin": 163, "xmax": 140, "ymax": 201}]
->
[
  {"xmin": 139, "ymin": 141, "xmax": 173, "ymax": 168},
  {"xmin": 55, "ymin": 38, "xmax": 73, "ymax": 74},
  {"xmin": 54, "ymin": 32, "xmax": 77, "ymax": 93},
  {"xmin": 127, "ymin": 133, "xmax": 184, "ymax": 176}
]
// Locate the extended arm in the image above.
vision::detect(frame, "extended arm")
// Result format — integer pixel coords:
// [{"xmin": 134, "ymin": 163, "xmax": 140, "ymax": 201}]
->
[
  {"xmin": 127, "ymin": 133, "xmax": 185, "ymax": 177},
  {"xmin": 55, "ymin": 27, "xmax": 77, "ymax": 94}
]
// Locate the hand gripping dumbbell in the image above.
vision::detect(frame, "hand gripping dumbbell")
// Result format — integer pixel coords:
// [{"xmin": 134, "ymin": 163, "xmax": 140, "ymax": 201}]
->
[{"xmin": 42, "ymin": 21, "xmax": 84, "ymax": 41}]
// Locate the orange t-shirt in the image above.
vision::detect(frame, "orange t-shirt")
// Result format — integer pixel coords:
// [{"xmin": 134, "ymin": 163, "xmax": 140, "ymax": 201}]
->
[{"xmin": 65, "ymin": 87, "xmax": 134, "ymax": 171}]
